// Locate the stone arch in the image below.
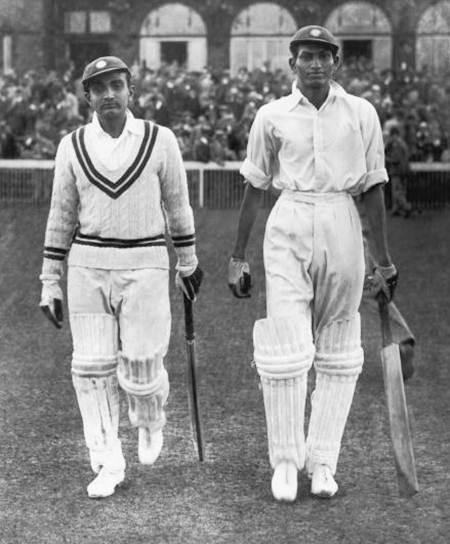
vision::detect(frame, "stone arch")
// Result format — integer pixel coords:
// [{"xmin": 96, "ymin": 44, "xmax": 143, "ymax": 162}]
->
[
  {"xmin": 139, "ymin": 3, "xmax": 207, "ymax": 71},
  {"xmin": 325, "ymin": 1, "xmax": 392, "ymax": 71},
  {"xmin": 230, "ymin": 2, "xmax": 296, "ymax": 74},
  {"xmin": 416, "ymin": 1, "xmax": 450, "ymax": 73}
]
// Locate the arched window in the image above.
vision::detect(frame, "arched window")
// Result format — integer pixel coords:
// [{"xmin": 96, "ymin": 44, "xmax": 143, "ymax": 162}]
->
[
  {"xmin": 230, "ymin": 3, "xmax": 296, "ymax": 74},
  {"xmin": 140, "ymin": 3, "xmax": 207, "ymax": 71},
  {"xmin": 417, "ymin": 1, "xmax": 450, "ymax": 73},
  {"xmin": 326, "ymin": 1, "xmax": 392, "ymax": 70}
]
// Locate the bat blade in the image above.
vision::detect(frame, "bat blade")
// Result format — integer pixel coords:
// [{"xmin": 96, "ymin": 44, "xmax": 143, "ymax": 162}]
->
[
  {"xmin": 183, "ymin": 296, "xmax": 205, "ymax": 462},
  {"xmin": 380, "ymin": 342, "xmax": 419, "ymax": 496},
  {"xmin": 185, "ymin": 338, "xmax": 205, "ymax": 462}
]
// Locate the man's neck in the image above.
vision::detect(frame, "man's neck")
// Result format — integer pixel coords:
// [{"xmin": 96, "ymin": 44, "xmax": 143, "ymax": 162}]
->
[
  {"xmin": 98, "ymin": 114, "xmax": 127, "ymax": 138},
  {"xmin": 297, "ymin": 82, "xmax": 331, "ymax": 110}
]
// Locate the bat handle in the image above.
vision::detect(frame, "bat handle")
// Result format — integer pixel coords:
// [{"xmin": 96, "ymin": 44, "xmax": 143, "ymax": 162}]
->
[
  {"xmin": 377, "ymin": 293, "xmax": 393, "ymax": 346},
  {"xmin": 183, "ymin": 294, "xmax": 195, "ymax": 340}
]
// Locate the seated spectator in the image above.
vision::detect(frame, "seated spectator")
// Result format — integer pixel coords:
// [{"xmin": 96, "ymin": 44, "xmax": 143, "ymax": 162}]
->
[
  {"xmin": 209, "ymin": 129, "xmax": 237, "ymax": 165},
  {"xmin": 0, "ymin": 120, "xmax": 20, "ymax": 158},
  {"xmin": 3, "ymin": 56, "xmax": 450, "ymax": 162}
]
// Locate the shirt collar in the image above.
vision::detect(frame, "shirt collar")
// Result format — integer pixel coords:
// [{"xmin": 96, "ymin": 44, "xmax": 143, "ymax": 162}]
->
[
  {"xmin": 285, "ymin": 80, "xmax": 346, "ymax": 111},
  {"xmin": 91, "ymin": 109, "xmax": 144, "ymax": 137}
]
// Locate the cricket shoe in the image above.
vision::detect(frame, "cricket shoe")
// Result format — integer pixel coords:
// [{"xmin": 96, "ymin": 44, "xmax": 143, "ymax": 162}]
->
[
  {"xmin": 87, "ymin": 467, "xmax": 125, "ymax": 499},
  {"xmin": 271, "ymin": 461, "xmax": 298, "ymax": 502},
  {"xmin": 138, "ymin": 428, "xmax": 163, "ymax": 465},
  {"xmin": 310, "ymin": 464, "xmax": 338, "ymax": 498}
]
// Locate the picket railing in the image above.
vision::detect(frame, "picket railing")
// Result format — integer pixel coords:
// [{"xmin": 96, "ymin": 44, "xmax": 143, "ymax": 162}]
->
[{"xmin": 0, "ymin": 159, "xmax": 449, "ymax": 209}]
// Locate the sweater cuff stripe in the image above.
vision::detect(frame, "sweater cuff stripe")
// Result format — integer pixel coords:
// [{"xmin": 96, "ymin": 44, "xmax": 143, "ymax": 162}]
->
[
  {"xmin": 44, "ymin": 253, "xmax": 66, "ymax": 261},
  {"xmin": 172, "ymin": 240, "xmax": 195, "ymax": 248},
  {"xmin": 171, "ymin": 233, "xmax": 195, "ymax": 241},
  {"xmin": 44, "ymin": 246, "xmax": 68, "ymax": 260},
  {"xmin": 172, "ymin": 233, "xmax": 195, "ymax": 248},
  {"xmin": 44, "ymin": 246, "xmax": 68, "ymax": 254}
]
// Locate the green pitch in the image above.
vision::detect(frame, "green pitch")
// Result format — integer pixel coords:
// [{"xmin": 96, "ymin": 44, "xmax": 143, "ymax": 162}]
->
[{"xmin": 0, "ymin": 206, "xmax": 449, "ymax": 543}]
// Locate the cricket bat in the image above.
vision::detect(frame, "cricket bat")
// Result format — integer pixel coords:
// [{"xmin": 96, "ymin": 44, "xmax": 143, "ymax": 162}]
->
[
  {"xmin": 183, "ymin": 295, "xmax": 205, "ymax": 462},
  {"xmin": 378, "ymin": 295, "xmax": 419, "ymax": 496}
]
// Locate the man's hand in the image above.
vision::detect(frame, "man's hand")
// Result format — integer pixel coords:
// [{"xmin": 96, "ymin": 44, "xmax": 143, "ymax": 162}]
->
[
  {"xmin": 176, "ymin": 265, "xmax": 203, "ymax": 301},
  {"xmin": 40, "ymin": 279, "xmax": 63, "ymax": 328},
  {"xmin": 364, "ymin": 264, "xmax": 398, "ymax": 302},
  {"xmin": 228, "ymin": 257, "xmax": 251, "ymax": 298}
]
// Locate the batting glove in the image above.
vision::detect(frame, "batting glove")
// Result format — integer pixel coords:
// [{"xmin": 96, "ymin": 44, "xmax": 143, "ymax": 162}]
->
[
  {"xmin": 40, "ymin": 279, "xmax": 63, "ymax": 329},
  {"xmin": 176, "ymin": 265, "xmax": 204, "ymax": 302},
  {"xmin": 364, "ymin": 264, "xmax": 398, "ymax": 302},
  {"xmin": 228, "ymin": 257, "xmax": 251, "ymax": 298}
]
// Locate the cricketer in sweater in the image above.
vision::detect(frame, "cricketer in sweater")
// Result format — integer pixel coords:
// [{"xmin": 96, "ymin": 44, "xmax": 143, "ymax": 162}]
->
[{"xmin": 40, "ymin": 56, "xmax": 203, "ymax": 498}]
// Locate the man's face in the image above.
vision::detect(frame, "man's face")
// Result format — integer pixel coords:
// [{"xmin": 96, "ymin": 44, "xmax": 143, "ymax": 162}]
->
[
  {"xmin": 85, "ymin": 71, "xmax": 133, "ymax": 121},
  {"xmin": 289, "ymin": 43, "xmax": 338, "ymax": 91}
]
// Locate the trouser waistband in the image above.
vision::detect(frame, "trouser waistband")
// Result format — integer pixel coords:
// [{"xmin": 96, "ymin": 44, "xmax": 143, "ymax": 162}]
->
[{"xmin": 280, "ymin": 190, "xmax": 352, "ymax": 204}]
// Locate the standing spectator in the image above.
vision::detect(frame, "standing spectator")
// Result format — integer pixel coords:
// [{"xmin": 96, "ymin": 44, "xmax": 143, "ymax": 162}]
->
[
  {"xmin": 385, "ymin": 127, "xmax": 412, "ymax": 217},
  {"xmin": 414, "ymin": 121, "xmax": 434, "ymax": 162},
  {"xmin": 209, "ymin": 129, "xmax": 237, "ymax": 165}
]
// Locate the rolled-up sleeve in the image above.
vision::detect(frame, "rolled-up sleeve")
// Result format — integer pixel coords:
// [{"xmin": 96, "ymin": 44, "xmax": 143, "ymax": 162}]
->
[
  {"xmin": 240, "ymin": 108, "xmax": 275, "ymax": 190},
  {"xmin": 360, "ymin": 102, "xmax": 388, "ymax": 193}
]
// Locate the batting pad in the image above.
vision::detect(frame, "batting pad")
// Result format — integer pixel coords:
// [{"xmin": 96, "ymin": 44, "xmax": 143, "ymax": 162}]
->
[
  {"xmin": 306, "ymin": 315, "xmax": 364, "ymax": 476},
  {"xmin": 253, "ymin": 316, "xmax": 315, "ymax": 469},
  {"xmin": 117, "ymin": 353, "xmax": 170, "ymax": 432},
  {"xmin": 70, "ymin": 313, "xmax": 119, "ymax": 377},
  {"xmin": 70, "ymin": 313, "xmax": 123, "ymax": 472}
]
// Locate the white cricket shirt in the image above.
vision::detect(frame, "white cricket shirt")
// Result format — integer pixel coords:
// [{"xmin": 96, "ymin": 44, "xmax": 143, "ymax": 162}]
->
[{"xmin": 240, "ymin": 81, "xmax": 388, "ymax": 194}]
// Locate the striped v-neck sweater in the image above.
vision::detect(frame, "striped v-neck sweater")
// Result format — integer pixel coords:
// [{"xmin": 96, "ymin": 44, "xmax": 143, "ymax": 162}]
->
[{"xmin": 41, "ymin": 115, "xmax": 196, "ymax": 278}]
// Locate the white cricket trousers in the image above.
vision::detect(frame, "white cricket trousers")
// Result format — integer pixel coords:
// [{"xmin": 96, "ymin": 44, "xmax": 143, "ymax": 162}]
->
[
  {"xmin": 258, "ymin": 190, "xmax": 365, "ymax": 474},
  {"xmin": 67, "ymin": 266, "xmax": 171, "ymax": 471}
]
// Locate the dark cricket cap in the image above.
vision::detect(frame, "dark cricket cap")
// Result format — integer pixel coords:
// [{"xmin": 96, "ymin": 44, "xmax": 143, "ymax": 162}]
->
[
  {"xmin": 81, "ymin": 56, "xmax": 131, "ymax": 86},
  {"xmin": 289, "ymin": 25, "xmax": 339, "ymax": 54}
]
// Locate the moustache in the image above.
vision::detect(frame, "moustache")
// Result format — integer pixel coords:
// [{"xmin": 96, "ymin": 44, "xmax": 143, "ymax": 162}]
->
[{"xmin": 101, "ymin": 101, "xmax": 119, "ymax": 108}]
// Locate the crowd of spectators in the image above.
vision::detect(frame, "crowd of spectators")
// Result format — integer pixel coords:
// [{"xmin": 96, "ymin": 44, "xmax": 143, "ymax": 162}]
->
[{"xmin": 2, "ymin": 56, "xmax": 450, "ymax": 163}]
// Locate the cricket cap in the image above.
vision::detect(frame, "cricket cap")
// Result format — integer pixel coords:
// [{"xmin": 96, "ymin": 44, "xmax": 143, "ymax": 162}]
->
[
  {"xmin": 289, "ymin": 25, "xmax": 339, "ymax": 55},
  {"xmin": 82, "ymin": 56, "xmax": 131, "ymax": 87}
]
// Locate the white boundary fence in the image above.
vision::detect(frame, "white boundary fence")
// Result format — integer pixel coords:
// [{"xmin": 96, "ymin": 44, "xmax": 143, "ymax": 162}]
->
[{"xmin": 0, "ymin": 159, "xmax": 449, "ymax": 208}]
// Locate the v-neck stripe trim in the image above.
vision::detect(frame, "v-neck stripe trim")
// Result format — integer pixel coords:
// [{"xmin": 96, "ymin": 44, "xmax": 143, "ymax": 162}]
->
[{"xmin": 71, "ymin": 121, "xmax": 159, "ymax": 199}]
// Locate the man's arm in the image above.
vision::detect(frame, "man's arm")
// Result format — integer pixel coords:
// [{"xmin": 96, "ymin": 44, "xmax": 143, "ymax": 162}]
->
[
  {"xmin": 228, "ymin": 182, "xmax": 262, "ymax": 298},
  {"xmin": 232, "ymin": 182, "xmax": 263, "ymax": 260},
  {"xmin": 40, "ymin": 136, "xmax": 79, "ymax": 328},
  {"xmin": 360, "ymin": 183, "xmax": 392, "ymax": 267},
  {"xmin": 229, "ymin": 105, "xmax": 273, "ymax": 297},
  {"xmin": 159, "ymin": 126, "xmax": 202, "ymax": 301},
  {"xmin": 361, "ymin": 183, "xmax": 398, "ymax": 301}
]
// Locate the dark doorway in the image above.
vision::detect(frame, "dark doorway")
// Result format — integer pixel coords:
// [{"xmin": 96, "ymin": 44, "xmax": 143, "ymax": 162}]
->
[
  {"xmin": 342, "ymin": 39, "xmax": 372, "ymax": 62},
  {"xmin": 69, "ymin": 41, "xmax": 111, "ymax": 78},
  {"xmin": 160, "ymin": 41, "xmax": 187, "ymax": 66}
]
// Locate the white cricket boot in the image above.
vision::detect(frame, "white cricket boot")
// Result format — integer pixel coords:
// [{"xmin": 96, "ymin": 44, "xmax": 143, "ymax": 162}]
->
[
  {"xmin": 138, "ymin": 428, "xmax": 163, "ymax": 465},
  {"xmin": 271, "ymin": 461, "xmax": 298, "ymax": 502},
  {"xmin": 86, "ymin": 441, "xmax": 126, "ymax": 499},
  {"xmin": 87, "ymin": 467, "xmax": 125, "ymax": 499},
  {"xmin": 310, "ymin": 464, "xmax": 338, "ymax": 498}
]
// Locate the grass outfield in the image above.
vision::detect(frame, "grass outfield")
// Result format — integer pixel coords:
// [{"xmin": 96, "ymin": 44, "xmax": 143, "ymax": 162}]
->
[{"xmin": 0, "ymin": 205, "xmax": 449, "ymax": 544}]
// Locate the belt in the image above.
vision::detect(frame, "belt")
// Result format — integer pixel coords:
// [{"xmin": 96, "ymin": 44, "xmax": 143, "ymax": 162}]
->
[{"xmin": 280, "ymin": 189, "xmax": 352, "ymax": 204}]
